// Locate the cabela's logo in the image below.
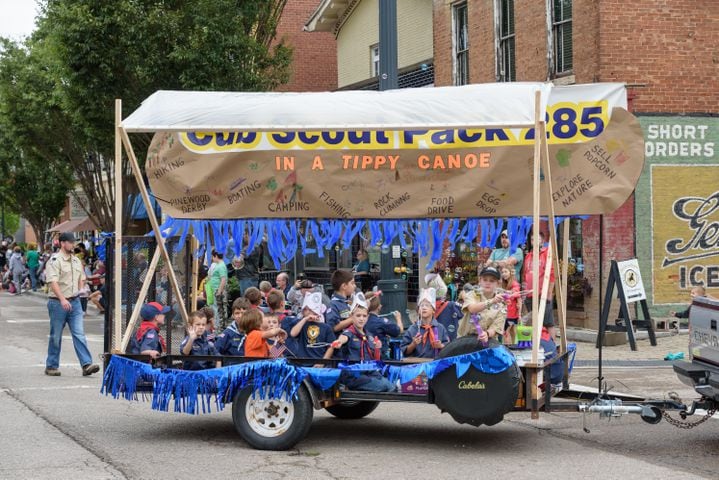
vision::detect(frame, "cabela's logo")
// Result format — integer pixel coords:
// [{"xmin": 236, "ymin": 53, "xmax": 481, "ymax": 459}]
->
[
  {"xmin": 662, "ymin": 191, "xmax": 719, "ymax": 267},
  {"xmin": 458, "ymin": 381, "xmax": 486, "ymax": 390}
]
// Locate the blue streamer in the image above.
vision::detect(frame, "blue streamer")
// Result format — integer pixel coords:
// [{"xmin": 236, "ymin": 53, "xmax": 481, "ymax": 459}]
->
[{"xmin": 101, "ymin": 347, "xmax": 516, "ymax": 415}]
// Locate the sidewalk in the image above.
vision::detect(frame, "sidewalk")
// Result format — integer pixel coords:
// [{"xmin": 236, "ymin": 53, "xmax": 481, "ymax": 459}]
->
[{"xmin": 570, "ymin": 331, "xmax": 689, "ymax": 363}]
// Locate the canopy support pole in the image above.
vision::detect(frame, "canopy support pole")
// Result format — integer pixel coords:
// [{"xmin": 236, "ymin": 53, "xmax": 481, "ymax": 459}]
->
[
  {"xmin": 119, "ymin": 128, "xmax": 189, "ymax": 327},
  {"xmin": 112, "ymin": 100, "xmax": 123, "ymax": 352},
  {"xmin": 190, "ymin": 235, "xmax": 199, "ymax": 312},
  {"xmin": 530, "ymin": 91, "xmax": 543, "ymax": 367},
  {"xmin": 119, "ymin": 247, "xmax": 161, "ymax": 353},
  {"xmin": 539, "ymin": 120, "xmax": 567, "ymax": 351}
]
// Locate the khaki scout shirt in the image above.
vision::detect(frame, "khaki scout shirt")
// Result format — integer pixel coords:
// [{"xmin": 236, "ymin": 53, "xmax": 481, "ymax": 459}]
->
[
  {"xmin": 46, "ymin": 252, "xmax": 86, "ymax": 299},
  {"xmin": 458, "ymin": 289, "xmax": 507, "ymax": 338}
]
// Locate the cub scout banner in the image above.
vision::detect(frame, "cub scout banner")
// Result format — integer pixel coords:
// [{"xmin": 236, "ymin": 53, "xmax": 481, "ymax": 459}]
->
[{"xmin": 137, "ymin": 84, "xmax": 644, "ymax": 219}]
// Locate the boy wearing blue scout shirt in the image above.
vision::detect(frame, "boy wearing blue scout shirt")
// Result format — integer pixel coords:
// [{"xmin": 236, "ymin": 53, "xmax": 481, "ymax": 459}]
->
[
  {"xmin": 325, "ymin": 270, "xmax": 356, "ymax": 334},
  {"xmin": 181, "ymin": 311, "xmax": 220, "ymax": 370},
  {"xmin": 290, "ymin": 292, "xmax": 335, "ymax": 360},
  {"xmin": 401, "ymin": 288, "xmax": 450, "ymax": 359},
  {"xmin": 425, "ymin": 273, "xmax": 463, "ymax": 341},
  {"xmin": 324, "ymin": 293, "xmax": 395, "ymax": 392},
  {"xmin": 364, "ymin": 290, "xmax": 403, "ymax": 360},
  {"xmin": 129, "ymin": 301, "xmax": 169, "ymax": 358},
  {"xmin": 215, "ymin": 297, "xmax": 249, "ymax": 357}
]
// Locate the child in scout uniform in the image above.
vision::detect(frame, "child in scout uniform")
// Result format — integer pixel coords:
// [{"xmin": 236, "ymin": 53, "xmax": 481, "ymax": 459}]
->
[
  {"xmin": 266, "ymin": 289, "xmax": 298, "ymax": 355},
  {"xmin": 290, "ymin": 292, "xmax": 335, "ymax": 360},
  {"xmin": 401, "ymin": 288, "xmax": 450, "ymax": 359},
  {"xmin": 180, "ymin": 310, "xmax": 220, "ymax": 370},
  {"xmin": 364, "ymin": 290, "xmax": 403, "ymax": 360},
  {"xmin": 129, "ymin": 302, "xmax": 169, "ymax": 358},
  {"xmin": 215, "ymin": 297, "xmax": 249, "ymax": 357},
  {"xmin": 425, "ymin": 273, "xmax": 463, "ymax": 341},
  {"xmin": 325, "ymin": 269, "xmax": 356, "ymax": 334},
  {"xmin": 324, "ymin": 293, "xmax": 395, "ymax": 392},
  {"xmin": 458, "ymin": 266, "xmax": 507, "ymax": 344}
]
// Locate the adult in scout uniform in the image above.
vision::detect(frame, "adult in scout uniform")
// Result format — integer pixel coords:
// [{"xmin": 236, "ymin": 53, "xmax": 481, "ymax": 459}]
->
[
  {"xmin": 425, "ymin": 273, "xmax": 463, "ymax": 341},
  {"xmin": 457, "ymin": 266, "xmax": 507, "ymax": 344},
  {"xmin": 44, "ymin": 232, "xmax": 100, "ymax": 377}
]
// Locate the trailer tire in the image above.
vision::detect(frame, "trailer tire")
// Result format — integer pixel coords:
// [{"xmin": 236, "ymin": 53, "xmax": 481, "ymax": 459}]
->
[
  {"xmin": 430, "ymin": 337, "xmax": 520, "ymax": 427},
  {"xmin": 232, "ymin": 384, "xmax": 313, "ymax": 450},
  {"xmin": 325, "ymin": 401, "xmax": 380, "ymax": 419}
]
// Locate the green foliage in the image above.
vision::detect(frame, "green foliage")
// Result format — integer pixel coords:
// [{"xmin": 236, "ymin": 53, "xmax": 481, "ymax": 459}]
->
[
  {"xmin": 0, "ymin": 39, "xmax": 73, "ymax": 242},
  {"xmin": 1, "ymin": 210, "xmax": 20, "ymax": 238},
  {"xmin": 0, "ymin": 0, "xmax": 292, "ymax": 233},
  {"xmin": 37, "ymin": 0, "xmax": 292, "ymax": 159}
]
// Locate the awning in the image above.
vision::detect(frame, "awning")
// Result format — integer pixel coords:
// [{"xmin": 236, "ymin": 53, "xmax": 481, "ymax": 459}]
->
[
  {"xmin": 47, "ymin": 217, "xmax": 98, "ymax": 233},
  {"xmin": 121, "ymin": 83, "xmax": 560, "ymax": 132}
]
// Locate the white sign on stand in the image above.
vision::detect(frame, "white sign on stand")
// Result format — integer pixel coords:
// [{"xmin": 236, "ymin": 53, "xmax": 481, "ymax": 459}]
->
[{"xmin": 617, "ymin": 259, "xmax": 646, "ymax": 303}]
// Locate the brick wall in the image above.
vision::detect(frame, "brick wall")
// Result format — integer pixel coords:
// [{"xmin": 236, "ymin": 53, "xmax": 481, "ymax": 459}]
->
[
  {"xmin": 433, "ymin": 0, "xmax": 453, "ymax": 86},
  {"xmin": 274, "ymin": 0, "xmax": 337, "ymax": 92},
  {"xmin": 598, "ymin": 0, "xmax": 719, "ymax": 113},
  {"xmin": 513, "ymin": 0, "xmax": 548, "ymax": 81}
]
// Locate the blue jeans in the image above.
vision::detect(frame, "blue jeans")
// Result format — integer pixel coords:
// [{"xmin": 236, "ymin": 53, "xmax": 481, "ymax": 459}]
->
[
  {"xmin": 46, "ymin": 297, "xmax": 94, "ymax": 369},
  {"xmin": 29, "ymin": 267, "xmax": 38, "ymax": 291}
]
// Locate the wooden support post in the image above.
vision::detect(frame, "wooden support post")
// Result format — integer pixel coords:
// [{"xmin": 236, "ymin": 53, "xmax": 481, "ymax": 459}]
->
[
  {"xmin": 190, "ymin": 235, "xmax": 199, "ymax": 312},
  {"xmin": 113, "ymin": 99, "xmax": 123, "ymax": 352},
  {"xmin": 530, "ymin": 90, "xmax": 543, "ymax": 366},
  {"xmin": 558, "ymin": 220, "xmax": 570, "ymax": 354},
  {"xmin": 119, "ymin": 247, "xmax": 162, "ymax": 353},
  {"xmin": 119, "ymin": 128, "xmax": 189, "ymax": 326}
]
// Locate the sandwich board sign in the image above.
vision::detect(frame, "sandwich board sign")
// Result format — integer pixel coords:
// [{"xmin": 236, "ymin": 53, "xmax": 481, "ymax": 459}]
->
[{"xmin": 617, "ymin": 259, "xmax": 646, "ymax": 304}]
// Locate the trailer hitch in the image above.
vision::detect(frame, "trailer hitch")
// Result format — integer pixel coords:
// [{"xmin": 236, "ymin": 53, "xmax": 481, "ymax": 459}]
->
[{"xmin": 578, "ymin": 398, "xmax": 688, "ymax": 431}]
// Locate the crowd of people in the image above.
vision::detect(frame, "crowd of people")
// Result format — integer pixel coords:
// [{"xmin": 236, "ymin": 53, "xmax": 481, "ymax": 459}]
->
[{"xmin": 1, "ymin": 238, "xmax": 107, "ymax": 314}]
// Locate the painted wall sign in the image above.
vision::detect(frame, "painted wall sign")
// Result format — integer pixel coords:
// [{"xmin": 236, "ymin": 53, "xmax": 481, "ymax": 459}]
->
[{"xmin": 651, "ymin": 165, "xmax": 719, "ymax": 303}]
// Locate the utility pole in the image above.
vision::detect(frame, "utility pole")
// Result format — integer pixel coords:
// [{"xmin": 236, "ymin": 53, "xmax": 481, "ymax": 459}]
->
[
  {"xmin": 378, "ymin": 0, "xmax": 399, "ymax": 91},
  {"xmin": 378, "ymin": 0, "xmax": 399, "ymax": 282}
]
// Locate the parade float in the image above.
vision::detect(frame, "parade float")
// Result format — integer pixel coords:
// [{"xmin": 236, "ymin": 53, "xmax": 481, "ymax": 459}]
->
[{"xmin": 101, "ymin": 82, "xmax": 700, "ymax": 451}]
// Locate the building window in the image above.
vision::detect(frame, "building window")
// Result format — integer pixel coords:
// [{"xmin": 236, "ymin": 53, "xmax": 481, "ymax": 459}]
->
[
  {"xmin": 370, "ymin": 44, "xmax": 380, "ymax": 78},
  {"xmin": 496, "ymin": 0, "xmax": 515, "ymax": 82},
  {"xmin": 552, "ymin": 0, "xmax": 573, "ymax": 75},
  {"xmin": 452, "ymin": 2, "xmax": 469, "ymax": 86}
]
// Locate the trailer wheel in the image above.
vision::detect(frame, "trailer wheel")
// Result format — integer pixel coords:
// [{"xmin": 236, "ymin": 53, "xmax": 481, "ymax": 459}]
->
[
  {"xmin": 232, "ymin": 384, "xmax": 313, "ymax": 450},
  {"xmin": 430, "ymin": 337, "xmax": 520, "ymax": 427},
  {"xmin": 325, "ymin": 401, "xmax": 380, "ymax": 419}
]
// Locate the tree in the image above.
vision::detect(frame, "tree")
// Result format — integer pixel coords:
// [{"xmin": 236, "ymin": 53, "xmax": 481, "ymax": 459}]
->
[
  {"xmin": 29, "ymin": 0, "xmax": 292, "ymax": 232},
  {"xmin": 0, "ymin": 39, "xmax": 73, "ymax": 243}
]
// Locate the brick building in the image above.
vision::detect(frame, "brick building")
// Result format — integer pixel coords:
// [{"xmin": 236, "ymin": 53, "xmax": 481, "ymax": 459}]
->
[
  {"xmin": 432, "ymin": 0, "xmax": 719, "ymax": 327},
  {"xmin": 274, "ymin": 0, "xmax": 338, "ymax": 91}
]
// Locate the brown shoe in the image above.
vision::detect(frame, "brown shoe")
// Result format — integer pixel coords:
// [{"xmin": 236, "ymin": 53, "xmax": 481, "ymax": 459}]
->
[
  {"xmin": 45, "ymin": 368, "xmax": 61, "ymax": 376},
  {"xmin": 82, "ymin": 364, "xmax": 100, "ymax": 376}
]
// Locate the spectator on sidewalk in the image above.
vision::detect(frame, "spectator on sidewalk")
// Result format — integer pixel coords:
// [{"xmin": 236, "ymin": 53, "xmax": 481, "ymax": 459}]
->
[
  {"xmin": 9, "ymin": 246, "xmax": 25, "ymax": 295},
  {"xmin": 485, "ymin": 229, "xmax": 523, "ymax": 280},
  {"xmin": 25, "ymin": 243, "xmax": 40, "ymax": 292},
  {"xmin": 44, "ymin": 232, "xmax": 100, "ymax": 377}
]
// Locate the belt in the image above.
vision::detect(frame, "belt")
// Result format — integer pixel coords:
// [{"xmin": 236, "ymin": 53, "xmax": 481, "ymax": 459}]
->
[{"xmin": 49, "ymin": 296, "xmax": 78, "ymax": 301}]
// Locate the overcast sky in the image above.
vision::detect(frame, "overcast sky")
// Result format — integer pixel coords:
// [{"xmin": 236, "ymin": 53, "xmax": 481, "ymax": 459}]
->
[{"xmin": 0, "ymin": 0, "xmax": 40, "ymax": 40}]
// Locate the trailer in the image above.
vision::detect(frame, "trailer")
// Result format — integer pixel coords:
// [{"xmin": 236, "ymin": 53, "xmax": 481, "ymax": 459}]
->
[{"xmin": 101, "ymin": 82, "xmax": 708, "ymax": 451}]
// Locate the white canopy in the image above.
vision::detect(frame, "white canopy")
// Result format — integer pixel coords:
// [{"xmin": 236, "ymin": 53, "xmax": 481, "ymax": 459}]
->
[{"xmin": 121, "ymin": 82, "xmax": 626, "ymax": 132}]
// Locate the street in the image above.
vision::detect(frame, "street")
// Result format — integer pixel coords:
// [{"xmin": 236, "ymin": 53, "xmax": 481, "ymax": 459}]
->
[{"xmin": 0, "ymin": 291, "xmax": 716, "ymax": 480}]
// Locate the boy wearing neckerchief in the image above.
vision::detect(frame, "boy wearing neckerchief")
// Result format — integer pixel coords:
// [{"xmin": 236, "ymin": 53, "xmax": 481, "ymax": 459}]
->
[
  {"xmin": 324, "ymin": 293, "xmax": 395, "ymax": 392},
  {"xmin": 458, "ymin": 266, "xmax": 507, "ymax": 343},
  {"xmin": 325, "ymin": 269, "xmax": 356, "ymax": 334},
  {"xmin": 401, "ymin": 288, "xmax": 450, "ymax": 359},
  {"xmin": 128, "ymin": 302, "xmax": 169, "ymax": 358}
]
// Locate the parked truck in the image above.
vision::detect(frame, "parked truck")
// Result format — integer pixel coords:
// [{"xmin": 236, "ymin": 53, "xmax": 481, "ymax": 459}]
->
[{"xmin": 673, "ymin": 295, "xmax": 719, "ymax": 416}]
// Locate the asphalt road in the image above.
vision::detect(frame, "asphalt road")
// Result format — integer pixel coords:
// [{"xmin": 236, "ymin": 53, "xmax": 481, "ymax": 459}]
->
[{"xmin": 0, "ymin": 291, "xmax": 716, "ymax": 480}]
